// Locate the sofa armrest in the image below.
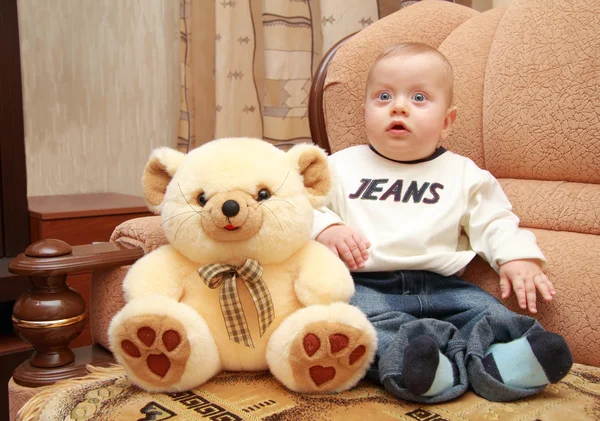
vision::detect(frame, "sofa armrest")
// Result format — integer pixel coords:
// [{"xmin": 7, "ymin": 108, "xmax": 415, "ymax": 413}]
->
[
  {"xmin": 110, "ymin": 215, "xmax": 166, "ymax": 254},
  {"xmin": 84, "ymin": 216, "xmax": 167, "ymax": 351},
  {"xmin": 8, "ymin": 239, "xmax": 144, "ymax": 387}
]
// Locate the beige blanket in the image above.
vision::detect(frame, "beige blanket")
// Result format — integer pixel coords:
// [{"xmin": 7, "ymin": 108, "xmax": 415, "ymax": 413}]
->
[{"xmin": 18, "ymin": 363, "xmax": 600, "ymax": 421}]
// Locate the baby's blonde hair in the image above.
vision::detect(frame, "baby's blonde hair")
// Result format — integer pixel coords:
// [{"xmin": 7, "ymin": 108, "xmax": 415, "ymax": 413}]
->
[{"xmin": 366, "ymin": 42, "xmax": 454, "ymax": 106}]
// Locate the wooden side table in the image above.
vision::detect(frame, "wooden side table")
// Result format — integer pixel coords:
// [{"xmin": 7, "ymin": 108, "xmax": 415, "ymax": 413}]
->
[{"xmin": 26, "ymin": 193, "xmax": 153, "ymax": 348}]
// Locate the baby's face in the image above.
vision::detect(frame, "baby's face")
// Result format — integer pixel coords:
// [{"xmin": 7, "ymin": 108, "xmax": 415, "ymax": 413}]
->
[{"xmin": 364, "ymin": 54, "xmax": 455, "ymax": 161}]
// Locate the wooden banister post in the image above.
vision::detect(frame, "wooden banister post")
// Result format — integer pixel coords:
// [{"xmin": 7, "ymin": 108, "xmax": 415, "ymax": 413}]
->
[
  {"xmin": 11, "ymin": 240, "xmax": 85, "ymax": 386},
  {"xmin": 9, "ymin": 239, "xmax": 144, "ymax": 387}
]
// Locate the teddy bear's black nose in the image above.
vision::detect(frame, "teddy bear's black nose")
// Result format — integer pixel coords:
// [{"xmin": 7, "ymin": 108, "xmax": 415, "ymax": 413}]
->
[{"xmin": 222, "ymin": 200, "xmax": 240, "ymax": 217}]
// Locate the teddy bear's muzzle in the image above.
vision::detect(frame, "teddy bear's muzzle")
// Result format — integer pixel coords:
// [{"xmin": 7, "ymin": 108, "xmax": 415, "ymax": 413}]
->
[{"xmin": 201, "ymin": 191, "xmax": 264, "ymax": 241}]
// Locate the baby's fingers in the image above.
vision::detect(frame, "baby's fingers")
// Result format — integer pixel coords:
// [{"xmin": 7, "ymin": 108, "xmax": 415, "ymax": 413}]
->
[
  {"xmin": 352, "ymin": 233, "xmax": 370, "ymax": 262},
  {"xmin": 344, "ymin": 238, "xmax": 364, "ymax": 269},
  {"xmin": 524, "ymin": 278, "xmax": 538, "ymax": 314},
  {"xmin": 545, "ymin": 275, "xmax": 557, "ymax": 296},
  {"xmin": 336, "ymin": 240, "xmax": 358, "ymax": 270},
  {"xmin": 499, "ymin": 275, "xmax": 512, "ymax": 299},
  {"xmin": 510, "ymin": 278, "xmax": 528, "ymax": 310},
  {"xmin": 535, "ymin": 274, "xmax": 554, "ymax": 302}
]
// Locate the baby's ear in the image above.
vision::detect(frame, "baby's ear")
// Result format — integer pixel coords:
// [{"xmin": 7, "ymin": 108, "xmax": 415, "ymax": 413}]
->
[
  {"xmin": 287, "ymin": 144, "xmax": 331, "ymax": 207},
  {"xmin": 142, "ymin": 147, "xmax": 186, "ymax": 213},
  {"xmin": 441, "ymin": 106, "xmax": 457, "ymax": 140}
]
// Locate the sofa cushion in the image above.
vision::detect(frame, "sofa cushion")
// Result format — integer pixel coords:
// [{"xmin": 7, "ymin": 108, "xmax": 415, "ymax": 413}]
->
[{"xmin": 500, "ymin": 179, "xmax": 600, "ymax": 235}]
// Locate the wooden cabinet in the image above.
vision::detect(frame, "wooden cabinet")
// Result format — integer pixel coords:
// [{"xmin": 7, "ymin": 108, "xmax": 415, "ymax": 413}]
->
[
  {"xmin": 26, "ymin": 193, "xmax": 152, "ymax": 348},
  {"xmin": 28, "ymin": 193, "xmax": 152, "ymax": 246}
]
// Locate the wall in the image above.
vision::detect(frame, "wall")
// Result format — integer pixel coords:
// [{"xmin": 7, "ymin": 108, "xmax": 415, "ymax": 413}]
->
[{"xmin": 18, "ymin": 0, "xmax": 180, "ymax": 197}]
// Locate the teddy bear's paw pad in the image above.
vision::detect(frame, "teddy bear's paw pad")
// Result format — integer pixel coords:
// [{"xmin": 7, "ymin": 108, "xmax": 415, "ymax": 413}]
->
[
  {"xmin": 292, "ymin": 322, "xmax": 371, "ymax": 392},
  {"xmin": 146, "ymin": 352, "xmax": 171, "ymax": 377},
  {"xmin": 302, "ymin": 333, "xmax": 366, "ymax": 366},
  {"xmin": 309, "ymin": 365, "xmax": 336, "ymax": 386},
  {"xmin": 114, "ymin": 315, "xmax": 191, "ymax": 385}
]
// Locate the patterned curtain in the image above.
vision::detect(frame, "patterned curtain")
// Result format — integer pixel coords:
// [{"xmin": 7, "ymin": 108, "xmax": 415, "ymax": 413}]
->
[{"xmin": 177, "ymin": 0, "xmax": 412, "ymax": 152}]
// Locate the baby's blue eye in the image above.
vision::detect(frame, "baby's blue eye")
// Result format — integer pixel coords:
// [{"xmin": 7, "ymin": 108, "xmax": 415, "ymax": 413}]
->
[
  {"xmin": 412, "ymin": 93, "xmax": 426, "ymax": 102},
  {"xmin": 378, "ymin": 92, "xmax": 391, "ymax": 101}
]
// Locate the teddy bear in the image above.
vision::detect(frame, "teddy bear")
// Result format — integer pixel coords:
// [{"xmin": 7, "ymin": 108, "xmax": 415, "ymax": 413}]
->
[{"xmin": 108, "ymin": 137, "xmax": 377, "ymax": 394}]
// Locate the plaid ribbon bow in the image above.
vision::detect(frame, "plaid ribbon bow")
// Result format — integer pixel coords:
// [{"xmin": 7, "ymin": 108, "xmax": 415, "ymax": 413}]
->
[{"xmin": 198, "ymin": 259, "xmax": 275, "ymax": 348}]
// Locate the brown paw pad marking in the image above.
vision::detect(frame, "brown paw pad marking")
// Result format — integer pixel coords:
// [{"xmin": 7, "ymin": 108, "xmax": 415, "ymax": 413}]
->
[
  {"xmin": 303, "ymin": 333, "xmax": 367, "ymax": 386},
  {"xmin": 309, "ymin": 365, "xmax": 336, "ymax": 386},
  {"xmin": 147, "ymin": 353, "xmax": 170, "ymax": 377},
  {"xmin": 349, "ymin": 345, "xmax": 366, "ymax": 365},
  {"xmin": 303, "ymin": 333, "xmax": 321, "ymax": 357},
  {"xmin": 329, "ymin": 334, "xmax": 349, "ymax": 353},
  {"xmin": 121, "ymin": 327, "xmax": 181, "ymax": 377}
]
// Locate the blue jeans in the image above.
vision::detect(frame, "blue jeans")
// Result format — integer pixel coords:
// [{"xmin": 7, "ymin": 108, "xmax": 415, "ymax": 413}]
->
[{"xmin": 351, "ymin": 270, "xmax": 549, "ymax": 403}]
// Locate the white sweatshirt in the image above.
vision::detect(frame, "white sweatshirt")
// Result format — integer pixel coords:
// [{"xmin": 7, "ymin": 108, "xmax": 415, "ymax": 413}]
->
[{"xmin": 312, "ymin": 145, "xmax": 545, "ymax": 276}]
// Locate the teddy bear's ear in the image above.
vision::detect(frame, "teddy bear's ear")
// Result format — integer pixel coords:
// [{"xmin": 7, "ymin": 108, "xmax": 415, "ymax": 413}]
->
[
  {"xmin": 287, "ymin": 144, "xmax": 331, "ymax": 207},
  {"xmin": 142, "ymin": 147, "xmax": 186, "ymax": 213}
]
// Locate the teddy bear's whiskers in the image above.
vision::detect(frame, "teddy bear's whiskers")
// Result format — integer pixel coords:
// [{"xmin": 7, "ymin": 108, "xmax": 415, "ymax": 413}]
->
[
  {"xmin": 161, "ymin": 210, "xmax": 202, "ymax": 227},
  {"xmin": 177, "ymin": 182, "xmax": 201, "ymax": 214},
  {"xmin": 174, "ymin": 212, "xmax": 201, "ymax": 240},
  {"xmin": 260, "ymin": 203, "xmax": 284, "ymax": 232},
  {"xmin": 256, "ymin": 198, "xmax": 296, "ymax": 210},
  {"xmin": 272, "ymin": 172, "xmax": 290, "ymax": 195}
]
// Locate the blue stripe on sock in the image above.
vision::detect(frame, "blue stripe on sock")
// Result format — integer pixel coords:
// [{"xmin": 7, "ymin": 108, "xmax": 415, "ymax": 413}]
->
[
  {"xmin": 423, "ymin": 351, "xmax": 454, "ymax": 396},
  {"xmin": 486, "ymin": 337, "xmax": 549, "ymax": 388}
]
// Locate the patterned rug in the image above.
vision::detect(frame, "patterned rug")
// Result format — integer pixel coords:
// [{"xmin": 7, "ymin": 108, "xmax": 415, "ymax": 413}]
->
[{"xmin": 18, "ymin": 363, "xmax": 600, "ymax": 421}]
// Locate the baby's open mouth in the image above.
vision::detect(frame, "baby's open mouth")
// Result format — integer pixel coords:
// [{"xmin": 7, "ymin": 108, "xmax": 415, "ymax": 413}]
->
[{"xmin": 388, "ymin": 122, "xmax": 408, "ymax": 132}]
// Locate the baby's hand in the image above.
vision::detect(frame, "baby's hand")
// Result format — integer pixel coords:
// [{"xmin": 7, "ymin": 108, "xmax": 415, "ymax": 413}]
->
[
  {"xmin": 316, "ymin": 225, "xmax": 370, "ymax": 270},
  {"xmin": 498, "ymin": 259, "xmax": 556, "ymax": 314}
]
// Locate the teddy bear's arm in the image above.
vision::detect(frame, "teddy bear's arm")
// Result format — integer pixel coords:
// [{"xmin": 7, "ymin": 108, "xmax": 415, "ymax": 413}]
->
[
  {"xmin": 122, "ymin": 245, "xmax": 189, "ymax": 302},
  {"xmin": 293, "ymin": 240, "xmax": 355, "ymax": 306}
]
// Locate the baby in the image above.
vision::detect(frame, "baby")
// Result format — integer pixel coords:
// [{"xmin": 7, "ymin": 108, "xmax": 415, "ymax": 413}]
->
[{"xmin": 313, "ymin": 43, "xmax": 573, "ymax": 403}]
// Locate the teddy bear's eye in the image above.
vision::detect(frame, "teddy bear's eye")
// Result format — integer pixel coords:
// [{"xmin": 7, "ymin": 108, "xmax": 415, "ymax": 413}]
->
[
  {"xmin": 197, "ymin": 193, "xmax": 208, "ymax": 207},
  {"xmin": 257, "ymin": 188, "xmax": 271, "ymax": 201}
]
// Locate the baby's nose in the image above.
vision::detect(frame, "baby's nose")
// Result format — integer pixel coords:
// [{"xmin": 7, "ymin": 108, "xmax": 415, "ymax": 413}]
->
[{"xmin": 392, "ymin": 99, "xmax": 409, "ymax": 115}]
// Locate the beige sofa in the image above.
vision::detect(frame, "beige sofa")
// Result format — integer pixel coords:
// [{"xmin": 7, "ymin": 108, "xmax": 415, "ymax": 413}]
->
[{"xmin": 9, "ymin": 1, "xmax": 600, "ymax": 420}]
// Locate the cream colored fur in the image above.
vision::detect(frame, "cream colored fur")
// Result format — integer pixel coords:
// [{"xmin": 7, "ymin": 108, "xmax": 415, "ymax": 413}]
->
[{"xmin": 108, "ymin": 137, "xmax": 377, "ymax": 393}]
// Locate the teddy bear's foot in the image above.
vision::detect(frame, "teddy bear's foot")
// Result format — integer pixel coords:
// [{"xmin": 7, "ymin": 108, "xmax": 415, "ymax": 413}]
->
[
  {"xmin": 294, "ymin": 322, "xmax": 369, "ymax": 390},
  {"xmin": 109, "ymin": 296, "xmax": 221, "ymax": 392},
  {"xmin": 113, "ymin": 314, "xmax": 191, "ymax": 387},
  {"xmin": 267, "ymin": 302, "xmax": 377, "ymax": 393}
]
